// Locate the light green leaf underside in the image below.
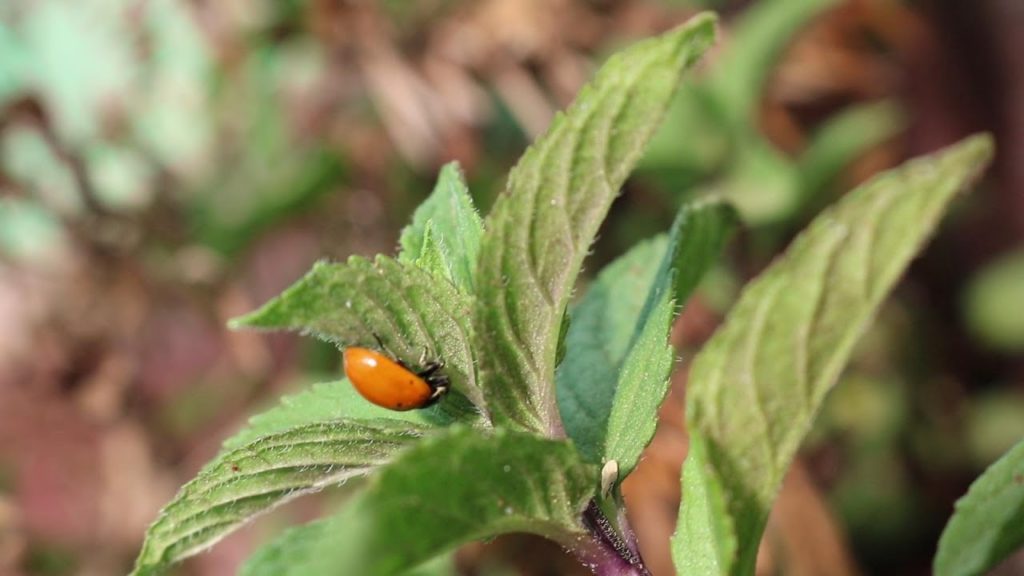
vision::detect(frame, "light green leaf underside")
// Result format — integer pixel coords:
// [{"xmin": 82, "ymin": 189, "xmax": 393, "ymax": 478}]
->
[
  {"xmin": 131, "ymin": 419, "xmax": 427, "ymax": 576},
  {"xmin": 410, "ymin": 223, "xmax": 447, "ymax": 280},
  {"xmin": 399, "ymin": 161, "xmax": 483, "ymax": 293},
  {"xmin": 222, "ymin": 379, "xmax": 434, "ymax": 452},
  {"xmin": 473, "ymin": 13, "xmax": 718, "ymax": 434},
  {"xmin": 606, "ymin": 200, "xmax": 737, "ymax": 477},
  {"xmin": 242, "ymin": 520, "xmax": 459, "ymax": 576},
  {"xmin": 230, "ymin": 255, "xmax": 485, "ymax": 415},
  {"xmin": 674, "ymin": 135, "xmax": 994, "ymax": 575},
  {"xmin": 673, "ymin": 432, "xmax": 737, "ymax": 575},
  {"xmin": 241, "ymin": 519, "xmax": 326, "ymax": 576},
  {"xmin": 252, "ymin": 427, "xmax": 598, "ymax": 576},
  {"xmin": 934, "ymin": 438, "xmax": 1024, "ymax": 576}
]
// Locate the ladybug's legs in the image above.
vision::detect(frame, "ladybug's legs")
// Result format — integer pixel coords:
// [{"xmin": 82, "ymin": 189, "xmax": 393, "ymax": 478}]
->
[
  {"xmin": 416, "ymin": 357, "xmax": 449, "ymax": 401},
  {"xmin": 372, "ymin": 333, "xmax": 398, "ymax": 358},
  {"xmin": 417, "ymin": 347, "xmax": 446, "ymax": 374},
  {"xmin": 419, "ymin": 361, "xmax": 441, "ymax": 378},
  {"xmin": 427, "ymin": 383, "xmax": 448, "ymax": 401}
]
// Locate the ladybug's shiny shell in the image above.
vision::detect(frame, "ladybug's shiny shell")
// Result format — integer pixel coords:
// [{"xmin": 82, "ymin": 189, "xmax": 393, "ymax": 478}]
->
[{"xmin": 343, "ymin": 347, "xmax": 439, "ymax": 411}]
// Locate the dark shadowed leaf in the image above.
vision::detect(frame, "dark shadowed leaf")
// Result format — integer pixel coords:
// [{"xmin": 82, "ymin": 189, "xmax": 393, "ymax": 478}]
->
[{"xmin": 558, "ymin": 199, "xmax": 735, "ymax": 475}]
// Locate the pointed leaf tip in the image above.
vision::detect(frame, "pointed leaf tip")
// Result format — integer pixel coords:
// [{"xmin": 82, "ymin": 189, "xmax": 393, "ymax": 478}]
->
[
  {"xmin": 674, "ymin": 134, "xmax": 994, "ymax": 575},
  {"xmin": 473, "ymin": 11, "xmax": 720, "ymax": 435},
  {"xmin": 224, "ymin": 255, "xmax": 486, "ymax": 418}
]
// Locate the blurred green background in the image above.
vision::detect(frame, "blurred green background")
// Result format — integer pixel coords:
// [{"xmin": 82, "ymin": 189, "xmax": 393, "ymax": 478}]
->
[{"xmin": 0, "ymin": 0, "xmax": 1022, "ymax": 574}]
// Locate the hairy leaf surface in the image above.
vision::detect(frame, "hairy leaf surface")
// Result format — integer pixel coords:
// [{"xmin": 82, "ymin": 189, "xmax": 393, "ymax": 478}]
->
[
  {"xmin": 231, "ymin": 255, "xmax": 484, "ymax": 414},
  {"xmin": 131, "ymin": 419, "xmax": 426, "ymax": 575},
  {"xmin": 247, "ymin": 427, "xmax": 598, "ymax": 575},
  {"xmin": 399, "ymin": 161, "xmax": 483, "ymax": 292},
  {"xmin": 474, "ymin": 13, "xmax": 718, "ymax": 434},
  {"xmin": 672, "ymin": 135, "xmax": 994, "ymax": 575},
  {"xmin": 935, "ymin": 438, "xmax": 1024, "ymax": 576}
]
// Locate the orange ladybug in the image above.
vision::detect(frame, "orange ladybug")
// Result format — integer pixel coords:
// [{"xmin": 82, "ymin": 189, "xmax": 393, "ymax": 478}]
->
[{"xmin": 343, "ymin": 342, "xmax": 449, "ymax": 411}]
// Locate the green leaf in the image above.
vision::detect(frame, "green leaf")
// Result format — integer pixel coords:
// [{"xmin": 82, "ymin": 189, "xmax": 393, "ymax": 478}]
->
[
  {"xmin": 674, "ymin": 135, "xmax": 994, "ymax": 575},
  {"xmin": 190, "ymin": 48, "xmax": 344, "ymax": 256},
  {"xmin": 641, "ymin": 0, "xmax": 841, "ymax": 183},
  {"xmin": 695, "ymin": 101, "xmax": 901, "ymax": 227},
  {"xmin": 639, "ymin": 87, "xmax": 729, "ymax": 180},
  {"xmin": 718, "ymin": 136, "xmax": 800, "ymax": 224},
  {"xmin": 242, "ymin": 519, "xmax": 459, "ymax": 576},
  {"xmin": 255, "ymin": 427, "xmax": 598, "ymax": 575},
  {"xmin": 966, "ymin": 391, "xmax": 1024, "ymax": 466},
  {"xmin": 394, "ymin": 552, "xmax": 460, "ymax": 576},
  {"xmin": 935, "ymin": 438, "xmax": 1024, "ymax": 576},
  {"xmin": 409, "ymin": 223, "xmax": 448, "ymax": 278},
  {"xmin": 222, "ymin": 379, "xmax": 434, "ymax": 452},
  {"xmin": 673, "ymin": 432, "xmax": 737, "ymax": 575},
  {"xmin": 963, "ymin": 249, "xmax": 1024, "ymax": 352},
  {"xmin": 557, "ymin": 237, "xmax": 667, "ymax": 463},
  {"xmin": 399, "ymin": 161, "xmax": 483, "ymax": 292},
  {"xmin": 706, "ymin": 0, "xmax": 840, "ymax": 127},
  {"xmin": 230, "ymin": 255, "xmax": 486, "ymax": 415},
  {"xmin": 241, "ymin": 520, "xmax": 326, "ymax": 576},
  {"xmin": 557, "ymin": 200, "xmax": 736, "ymax": 470},
  {"xmin": 797, "ymin": 101, "xmax": 903, "ymax": 215},
  {"xmin": 192, "ymin": 148, "xmax": 344, "ymax": 256},
  {"xmin": 131, "ymin": 419, "xmax": 426, "ymax": 576},
  {"xmin": 473, "ymin": 13, "xmax": 718, "ymax": 434},
  {"xmin": 606, "ymin": 200, "xmax": 737, "ymax": 477}
]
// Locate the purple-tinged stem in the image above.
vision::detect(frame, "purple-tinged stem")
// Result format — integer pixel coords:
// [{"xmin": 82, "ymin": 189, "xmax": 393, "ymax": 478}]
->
[{"xmin": 571, "ymin": 500, "xmax": 652, "ymax": 576}]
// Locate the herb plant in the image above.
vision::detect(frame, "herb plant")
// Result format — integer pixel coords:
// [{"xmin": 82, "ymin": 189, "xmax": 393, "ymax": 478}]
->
[{"xmin": 131, "ymin": 11, "xmax": 1008, "ymax": 576}]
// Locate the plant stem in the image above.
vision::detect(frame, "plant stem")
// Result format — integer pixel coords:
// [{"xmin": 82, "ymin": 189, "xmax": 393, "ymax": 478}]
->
[{"xmin": 572, "ymin": 500, "xmax": 652, "ymax": 576}]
